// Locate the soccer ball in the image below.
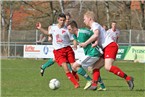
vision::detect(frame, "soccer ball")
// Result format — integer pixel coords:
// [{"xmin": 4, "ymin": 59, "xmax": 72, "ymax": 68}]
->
[{"xmin": 49, "ymin": 78, "xmax": 60, "ymax": 90}]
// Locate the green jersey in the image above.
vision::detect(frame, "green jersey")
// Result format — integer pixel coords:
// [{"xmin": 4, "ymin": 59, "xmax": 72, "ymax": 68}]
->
[{"xmin": 73, "ymin": 28, "xmax": 102, "ymax": 57}]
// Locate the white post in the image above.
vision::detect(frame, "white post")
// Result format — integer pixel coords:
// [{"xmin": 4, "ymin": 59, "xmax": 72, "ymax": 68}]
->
[
  {"xmin": 36, "ymin": 29, "xmax": 38, "ymax": 45},
  {"xmin": 129, "ymin": 29, "xmax": 132, "ymax": 46},
  {"xmin": 35, "ymin": 29, "xmax": 38, "ymax": 60},
  {"xmin": 15, "ymin": 43, "xmax": 16, "ymax": 57}
]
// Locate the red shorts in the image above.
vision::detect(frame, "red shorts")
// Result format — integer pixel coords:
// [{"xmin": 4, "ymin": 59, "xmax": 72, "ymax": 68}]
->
[
  {"xmin": 103, "ymin": 42, "xmax": 118, "ymax": 59},
  {"xmin": 53, "ymin": 46, "xmax": 75, "ymax": 66}
]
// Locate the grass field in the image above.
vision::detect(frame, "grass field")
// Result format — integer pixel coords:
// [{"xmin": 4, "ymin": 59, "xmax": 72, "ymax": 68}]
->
[{"xmin": 1, "ymin": 59, "xmax": 145, "ymax": 97}]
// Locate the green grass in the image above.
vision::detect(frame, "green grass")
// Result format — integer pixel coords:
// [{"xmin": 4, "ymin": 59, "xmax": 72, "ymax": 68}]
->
[{"xmin": 1, "ymin": 59, "xmax": 145, "ymax": 97}]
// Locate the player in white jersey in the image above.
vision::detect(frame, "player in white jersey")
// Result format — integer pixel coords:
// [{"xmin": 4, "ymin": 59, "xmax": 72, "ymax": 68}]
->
[
  {"xmin": 102, "ymin": 24, "xmax": 108, "ymax": 31},
  {"xmin": 80, "ymin": 11, "xmax": 134, "ymax": 90},
  {"xmin": 39, "ymin": 13, "xmax": 78, "ymax": 77},
  {"xmin": 36, "ymin": 13, "xmax": 80, "ymax": 88},
  {"xmin": 106, "ymin": 21, "xmax": 120, "ymax": 43}
]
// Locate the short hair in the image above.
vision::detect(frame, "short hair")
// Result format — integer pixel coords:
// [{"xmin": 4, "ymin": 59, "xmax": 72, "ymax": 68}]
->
[
  {"xmin": 65, "ymin": 12, "xmax": 71, "ymax": 18},
  {"xmin": 111, "ymin": 21, "xmax": 117, "ymax": 24},
  {"xmin": 58, "ymin": 13, "xmax": 66, "ymax": 19},
  {"xmin": 67, "ymin": 20, "xmax": 78, "ymax": 28},
  {"xmin": 84, "ymin": 10, "xmax": 95, "ymax": 20}
]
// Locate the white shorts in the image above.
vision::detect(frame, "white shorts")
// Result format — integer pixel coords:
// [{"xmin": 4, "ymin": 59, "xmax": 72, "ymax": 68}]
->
[{"xmin": 76, "ymin": 55, "xmax": 100, "ymax": 69}]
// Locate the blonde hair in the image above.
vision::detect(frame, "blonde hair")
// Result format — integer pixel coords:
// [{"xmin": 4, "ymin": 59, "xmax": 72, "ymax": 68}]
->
[{"xmin": 84, "ymin": 11, "xmax": 95, "ymax": 20}]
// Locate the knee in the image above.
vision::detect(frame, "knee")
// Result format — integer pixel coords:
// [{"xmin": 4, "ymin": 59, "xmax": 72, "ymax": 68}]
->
[
  {"xmin": 104, "ymin": 64, "xmax": 111, "ymax": 71},
  {"xmin": 72, "ymin": 62, "xmax": 80, "ymax": 71},
  {"xmin": 71, "ymin": 64, "xmax": 77, "ymax": 71}
]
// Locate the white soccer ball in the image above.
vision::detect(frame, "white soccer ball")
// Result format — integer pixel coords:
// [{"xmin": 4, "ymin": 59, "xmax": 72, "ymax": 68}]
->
[{"xmin": 49, "ymin": 78, "xmax": 60, "ymax": 90}]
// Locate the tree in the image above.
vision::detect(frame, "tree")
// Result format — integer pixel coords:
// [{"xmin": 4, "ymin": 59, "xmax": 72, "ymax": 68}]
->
[
  {"xmin": 140, "ymin": 1, "xmax": 145, "ymax": 30},
  {"xmin": 104, "ymin": 1, "xmax": 110, "ymax": 28},
  {"xmin": 1, "ymin": 1, "xmax": 21, "ymax": 56}
]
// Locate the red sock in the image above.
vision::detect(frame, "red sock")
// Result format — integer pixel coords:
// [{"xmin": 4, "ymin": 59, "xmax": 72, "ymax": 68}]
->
[
  {"xmin": 109, "ymin": 65, "xmax": 126, "ymax": 78},
  {"xmin": 66, "ymin": 72, "xmax": 78, "ymax": 85},
  {"xmin": 72, "ymin": 71, "xmax": 80, "ymax": 81},
  {"xmin": 125, "ymin": 76, "xmax": 131, "ymax": 81},
  {"xmin": 92, "ymin": 69, "xmax": 100, "ymax": 86}
]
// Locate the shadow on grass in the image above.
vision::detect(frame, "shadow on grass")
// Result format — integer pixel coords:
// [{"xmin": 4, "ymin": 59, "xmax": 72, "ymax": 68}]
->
[{"xmin": 135, "ymin": 89, "xmax": 145, "ymax": 92}]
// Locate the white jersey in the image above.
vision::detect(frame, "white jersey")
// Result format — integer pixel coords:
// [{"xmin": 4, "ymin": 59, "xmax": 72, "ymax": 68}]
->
[
  {"xmin": 106, "ymin": 28, "xmax": 120, "ymax": 42},
  {"xmin": 49, "ymin": 25, "xmax": 74, "ymax": 50},
  {"xmin": 91, "ymin": 22, "xmax": 113, "ymax": 49}
]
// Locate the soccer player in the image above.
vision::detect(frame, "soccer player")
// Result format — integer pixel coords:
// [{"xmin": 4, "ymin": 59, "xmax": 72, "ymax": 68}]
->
[
  {"xmin": 40, "ymin": 13, "xmax": 74, "ymax": 76},
  {"xmin": 80, "ymin": 11, "xmax": 134, "ymax": 90},
  {"xmin": 36, "ymin": 13, "xmax": 80, "ymax": 88},
  {"xmin": 102, "ymin": 25, "xmax": 108, "ymax": 31},
  {"xmin": 67, "ymin": 20, "xmax": 106, "ymax": 90},
  {"xmin": 106, "ymin": 21, "xmax": 120, "ymax": 43}
]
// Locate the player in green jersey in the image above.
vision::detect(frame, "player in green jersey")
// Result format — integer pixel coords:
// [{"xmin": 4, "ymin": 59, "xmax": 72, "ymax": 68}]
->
[{"xmin": 67, "ymin": 20, "xmax": 106, "ymax": 90}]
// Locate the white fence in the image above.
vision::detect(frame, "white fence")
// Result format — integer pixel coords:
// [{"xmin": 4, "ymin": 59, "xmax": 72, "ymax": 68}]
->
[{"xmin": 1, "ymin": 30, "xmax": 145, "ymax": 58}]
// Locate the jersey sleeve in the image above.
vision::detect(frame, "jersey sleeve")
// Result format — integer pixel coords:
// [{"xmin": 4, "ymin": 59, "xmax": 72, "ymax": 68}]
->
[
  {"xmin": 91, "ymin": 23, "xmax": 100, "ymax": 32},
  {"xmin": 73, "ymin": 34, "xmax": 77, "ymax": 41}
]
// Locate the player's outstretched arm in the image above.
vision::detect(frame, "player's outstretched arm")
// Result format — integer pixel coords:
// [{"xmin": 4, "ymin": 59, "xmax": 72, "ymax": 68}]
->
[{"xmin": 36, "ymin": 22, "xmax": 50, "ymax": 35}]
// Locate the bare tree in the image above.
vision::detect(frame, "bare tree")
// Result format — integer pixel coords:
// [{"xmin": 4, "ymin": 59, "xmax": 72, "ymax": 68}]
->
[
  {"xmin": 1, "ymin": 1, "xmax": 14, "ymax": 56},
  {"xmin": 79, "ymin": 0, "xmax": 83, "ymax": 16},
  {"xmin": 140, "ymin": 1, "xmax": 145, "ymax": 30},
  {"xmin": 95, "ymin": 1, "xmax": 100, "ymax": 23},
  {"xmin": 1, "ymin": 1, "xmax": 8, "ymax": 56},
  {"xmin": 104, "ymin": 1, "xmax": 110, "ymax": 28},
  {"xmin": 7, "ymin": 2, "xmax": 13, "ymax": 57},
  {"xmin": 59, "ymin": 0, "xmax": 64, "ymax": 13}
]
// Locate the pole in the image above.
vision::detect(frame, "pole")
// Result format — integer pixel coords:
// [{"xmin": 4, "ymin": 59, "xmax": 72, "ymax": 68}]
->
[
  {"xmin": 129, "ymin": 29, "xmax": 132, "ymax": 46},
  {"xmin": 36, "ymin": 29, "xmax": 38, "ymax": 45}
]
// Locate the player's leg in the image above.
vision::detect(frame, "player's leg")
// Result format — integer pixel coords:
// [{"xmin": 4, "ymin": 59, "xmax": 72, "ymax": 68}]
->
[
  {"xmin": 73, "ymin": 56, "xmax": 100, "ymax": 90},
  {"xmin": 67, "ymin": 63, "xmax": 73, "ymax": 71},
  {"xmin": 104, "ymin": 42, "xmax": 134, "ymax": 90},
  {"xmin": 72, "ymin": 62, "xmax": 92, "ymax": 90},
  {"xmin": 90, "ymin": 58, "xmax": 106, "ymax": 91},
  {"xmin": 54, "ymin": 47, "xmax": 79, "ymax": 88},
  {"xmin": 88, "ymin": 68, "xmax": 100, "ymax": 90},
  {"xmin": 61, "ymin": 62, "xmax": 79, "ymax": 88},
  {"xmin": 83, "ymin": 57, "xmax": 101, "ymax": 90},
  {"xmin": 105, "ymin": 58, "xmax": 134, "ymax": 90},
  {"xmin": 97, "ymin": 76, "xmax": 106, "ymax": 91},
  {"xmin": 67, "ymin": 47, "xmax": 80, "ymax": 82},
  {"xmin": 40, "ymin": 58, "xmax": 55, "ymax": 76},
  {"xmin": 67, "ymin": 63, "xmax": 80, "ymax": 82}
]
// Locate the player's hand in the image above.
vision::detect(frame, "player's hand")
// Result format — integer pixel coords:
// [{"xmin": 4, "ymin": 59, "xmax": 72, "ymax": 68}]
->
[
  {"xmin": 48, "ymin": 36, "xmax": 52, "ymax": 42},
  {"xmin": 91, "ymin": 43, "xmax": 97, "ymax": 48},
  {"xmin": 36, "ymin": 22, "xmax": 41, "ymax": 29},
  {"xmin": 79, "ymin": 43, "xmax": 87, "ymax": 48},
  {"xmin": 72, "ymin": 45, "xmax": 77, "ymax": 50}
]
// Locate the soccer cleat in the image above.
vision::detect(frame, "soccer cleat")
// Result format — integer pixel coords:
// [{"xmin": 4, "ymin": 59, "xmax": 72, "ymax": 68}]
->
[
  {"xmin": 84, "ymin": 81, "xmax": 92, "ymax": 90},
  {"xmin": 40, "ymin": 66, "xmax": 45, "ymax": 76},
  {"xmin": 89, "ymin": 86, "xmax": 97, "ymax": 90},
  {"xmin": 97, "ymin": 87, "xmax": 106, "ymax": 91},
  {"xmin": 126, "ymin": 77, "xmax": 134, "ymax": 90},
  {"xmin": 97, "ymin": 83, "xmax": 106, "ymax": 91}
]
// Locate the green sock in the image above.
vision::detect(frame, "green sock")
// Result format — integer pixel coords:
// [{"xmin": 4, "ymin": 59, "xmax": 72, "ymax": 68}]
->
[
  {"xmin": 98, "ymin": 76, "xmax": 106, "ymax": 89},
  {"xmin": 67, "ymin": 63, "xmax": 73, "ymax": 72},
  {"xmin": 77, "ymin": 67, "xmax": 92, "ymax": 81},
  {"xmin": 42, "ymin": 58, "xmax": 55, "ymax": 70}
]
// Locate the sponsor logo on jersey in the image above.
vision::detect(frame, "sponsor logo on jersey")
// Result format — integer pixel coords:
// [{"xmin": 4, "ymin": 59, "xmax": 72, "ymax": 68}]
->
[{"xmin": 62, "ymin": 30, "xmax": 66, "ymax": 34}]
